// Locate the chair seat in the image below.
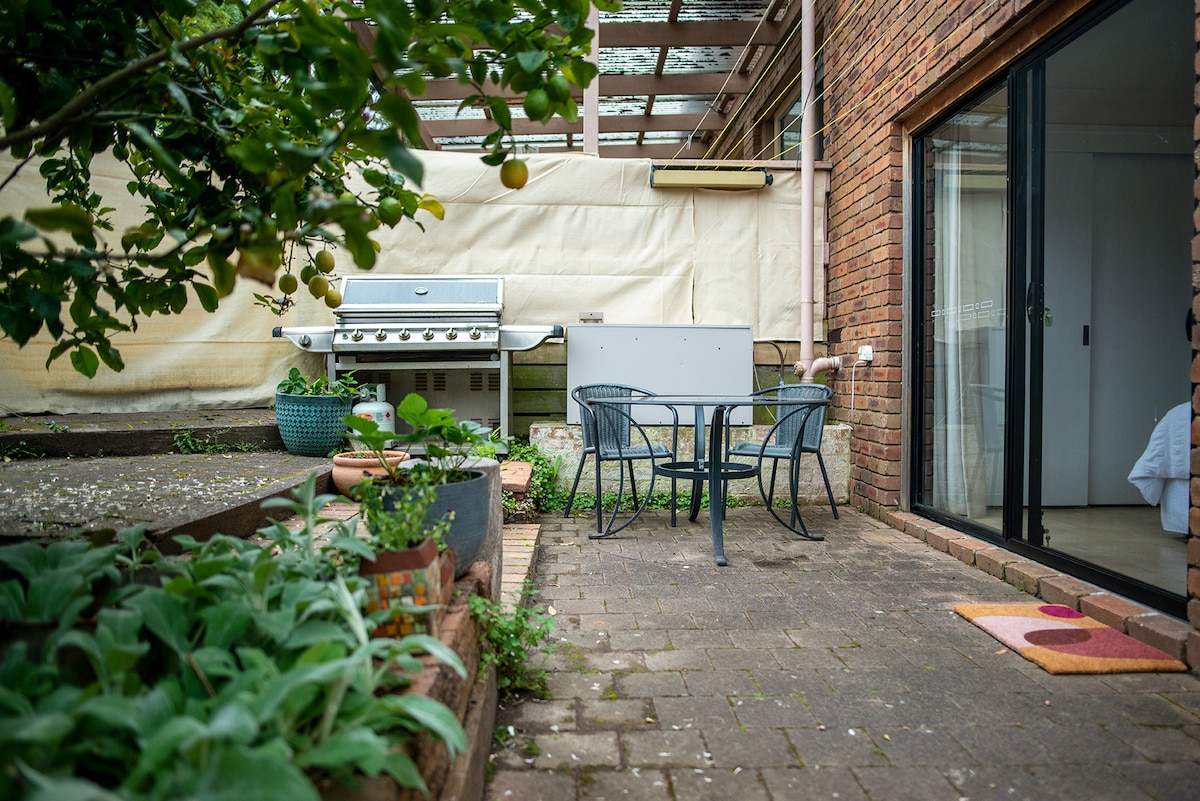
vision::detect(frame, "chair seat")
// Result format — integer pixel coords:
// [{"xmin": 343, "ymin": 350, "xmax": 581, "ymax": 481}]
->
[
  {"xmin": 728, "ymin": 441, "xmax": 794, "ymax": 460},
  {"xmin": 598, "ymin": 444, "xmax": 673, "ymax": 460}
]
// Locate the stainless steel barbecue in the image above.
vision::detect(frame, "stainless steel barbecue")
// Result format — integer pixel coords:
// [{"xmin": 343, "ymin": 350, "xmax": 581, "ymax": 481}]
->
[{"xmin": 273, "ymin": 275, "xmax": 562, "ymax": 435}]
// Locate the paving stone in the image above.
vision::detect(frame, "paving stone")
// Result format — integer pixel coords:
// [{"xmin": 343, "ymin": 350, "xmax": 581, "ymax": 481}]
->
[
  {"xmin": 787, "ymin": 725, "xmax": 892, "ymax": 769},
  {"xmin": 852, "ymin": 765, "xmax": 968, "ymax": 801},
  {"xmin": 665, "ymin": 766, "xmax": 774, "ymax": 801},
  {"xmin": 527, "ymin": 731, "xmax": 621, "ymax": 770},
  {"xmin": 486, "ymin": 769, "xmax": 577, "ymax": 801},
  {"xmin": 651, "ymin": 695, "xmax": 739, "ymax": 729},
  {"xmin": 677, "ymin": 668, "xmax": 757, "ymax": 697},
  {"xmin": 1025, "ymin": 763, "xmax": 1155, "ymax": 801},
  {"xmin": 576, "ymin": 768, "xmax": 674, "ymax": 800},
  {"xmin": 701, "ymin": 726, "xmax": 801, "ymax": 768},
  {"xmin": 731, "ymin": 694, "xmax": 819, "ymax": 728},
  {"xmin": 578, "ymin": 698, "xmax": 656, "ymax": 731},
  {"xmin": 1114, "ymin": 760, "xmax": 1200, "ymax": 801},
  {"xmin": 613, "ymin": 670, "xmax": 689, "ymax": 698},
  {"xmin": 759, "ymin": 765, "xmax": 871, "ymax": 799},
  {"xmin": 620, "ymin": 729, "xmax": 709, "ymax": 768},
  {"xmin": 496, "ymin": 698, "xmax": 578, "ymax": 733},
  {"xmin": 941, "ymin": 765, "xmax": 1054, "ymax": 801}
]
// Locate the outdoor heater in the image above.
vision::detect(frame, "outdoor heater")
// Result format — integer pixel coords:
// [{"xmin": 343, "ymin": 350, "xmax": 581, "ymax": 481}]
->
[{"xmin": 273, "ymin": 275, "xmax": 562, "ymax": 437}]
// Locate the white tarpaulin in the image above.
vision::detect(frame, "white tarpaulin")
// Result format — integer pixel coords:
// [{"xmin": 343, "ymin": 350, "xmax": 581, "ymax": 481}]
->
[{"xmin": 0, "ymin": 150, "xmax": 825, "ymax": 413}]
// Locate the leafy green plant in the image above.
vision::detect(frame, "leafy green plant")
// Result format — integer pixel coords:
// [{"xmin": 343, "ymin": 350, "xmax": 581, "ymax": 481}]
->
[
  {"xmin": 276, "ymin": 367, "xmax": 359, "ymax": 399},
  {"xmin": 0, "ymin": 441, "xmax": 42, "ymax": 461},
  {"xmin": 505, "ymin": 438, "xmax": 569, "ymax": 513},
  {"xmin": 0, "ymin": 475, "xmax": 466, "ymax": 801},
  {"xmin": 357, "ymin": 474, "xmax": 451, "ymax": 553},
  {"xmin": 467, "ymin": 581, "xmax": 554, "ymax": 698},
  {"xmin": 345, "ymin": 394, "xmax": 492, "ymax": 486},
  {"xmin": 172, "ymin": 427, "xmax": 259, "ymax": 454},
  {"xmin": 469, "ymin": 427, "xmax": 512, "ymax": 461}
]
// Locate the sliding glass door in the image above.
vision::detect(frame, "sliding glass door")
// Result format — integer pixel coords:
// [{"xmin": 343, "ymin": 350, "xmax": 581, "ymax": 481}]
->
[{"xmin": 912, "ymin": 0, "xmax": 1192, "ymax": 616}]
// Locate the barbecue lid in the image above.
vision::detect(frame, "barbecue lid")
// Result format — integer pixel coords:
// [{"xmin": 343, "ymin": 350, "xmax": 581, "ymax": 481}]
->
[{"xmin": 337, "ymin": 275, "xmax": 502, "ymax": 314}]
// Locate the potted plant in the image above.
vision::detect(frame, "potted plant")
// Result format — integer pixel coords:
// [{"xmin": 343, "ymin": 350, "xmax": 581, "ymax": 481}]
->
[
  {"xmin": 331, "ymin": 449, "xmax": 410, "ymax": 498},
  {"xmin": 345, "ymin": 394, "xmax": 494, "ymax": 576},
  {"xmin": 356, "ymin": 473, "xmax": 454, "ymax": 638},
  {"xmin": 274, "ymin": 367, "xmax": 359, "ymax": 456}
]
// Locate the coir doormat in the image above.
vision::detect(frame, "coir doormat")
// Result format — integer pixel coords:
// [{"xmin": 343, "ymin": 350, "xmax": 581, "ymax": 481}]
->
[{"xmin": 953, "ymin": 603, "xmax": 1188, "ymax": 674}]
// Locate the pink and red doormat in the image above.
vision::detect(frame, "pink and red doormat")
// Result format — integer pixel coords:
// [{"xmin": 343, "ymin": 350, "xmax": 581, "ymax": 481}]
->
[{"xmin": 954, "ymin": 603, "xmax": 1188, "ymax": 674}]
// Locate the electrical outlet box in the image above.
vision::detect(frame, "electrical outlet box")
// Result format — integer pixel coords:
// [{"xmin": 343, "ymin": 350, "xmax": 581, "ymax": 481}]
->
[{"xmin": 857, "ymin": 345, "xmax": 874, "ymax": 363}]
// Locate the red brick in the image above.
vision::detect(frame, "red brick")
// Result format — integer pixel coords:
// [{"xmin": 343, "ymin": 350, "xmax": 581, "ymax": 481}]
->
[
  {"xmin": 974, "ymin": 548, "xmax": 1018, "ymax": 579},
  {"xmin": 924, "ymin": 526, "xmax": 964, "ymax": 552},
  {"xmin": 1126, "ymin": 614, "xmax": 1192, "ymax": 662},
  {"xmin": 1038, "ymin": 574, "xmax": 1103, "ymax": 609},
  {"xmin": 1005, "ymin": 562, "xmax": 1062, "ymax": 596},
  {"xmin": 948, "ymin": 537, "xmax": 993, "ymax": 565},
  {"xmin": 1079, "ymin": 594, "xmax": 1156, "ymax": 633}
]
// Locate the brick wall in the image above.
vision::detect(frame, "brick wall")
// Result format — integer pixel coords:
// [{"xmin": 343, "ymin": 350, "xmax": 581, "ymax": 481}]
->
[{"xmin": 720, "ymin": 0, "xmax": 1091, "ymax": 519}]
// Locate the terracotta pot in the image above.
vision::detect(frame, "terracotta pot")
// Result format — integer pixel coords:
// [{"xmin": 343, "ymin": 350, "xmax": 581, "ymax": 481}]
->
[
  {"xmin": 331, "ymin": 450, "xmax": 409, "ymax": 498},
  {"xmin": 358, "ymin": 538, "xmax": 451, "ymax": 638}
]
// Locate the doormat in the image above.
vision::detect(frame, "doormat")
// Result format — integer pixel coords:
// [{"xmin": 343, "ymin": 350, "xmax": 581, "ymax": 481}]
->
[{"xmin": 953, "ymin": 603, "xmax": 1188, "ymax": 674}]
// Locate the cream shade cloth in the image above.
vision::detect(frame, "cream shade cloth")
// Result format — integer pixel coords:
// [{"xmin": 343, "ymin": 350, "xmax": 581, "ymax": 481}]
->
[{"xmin": 0, "ymin": 150, "xmax": 826, "ymax": 413}]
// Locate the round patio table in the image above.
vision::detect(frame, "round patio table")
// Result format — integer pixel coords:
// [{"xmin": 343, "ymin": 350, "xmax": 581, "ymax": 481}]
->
[{"xmin": 585, "ymin": 393, "xmax": 829, "ymax": 565}]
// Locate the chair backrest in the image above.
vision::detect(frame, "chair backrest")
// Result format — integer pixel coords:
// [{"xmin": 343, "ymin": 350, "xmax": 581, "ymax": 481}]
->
[
  {"xmin": 571, "ymin": 383, "xmax": 654, "ymax": 455},
  {"xmin": 762, "ymin": 383, "xmax": 832, "ymax": 453}
]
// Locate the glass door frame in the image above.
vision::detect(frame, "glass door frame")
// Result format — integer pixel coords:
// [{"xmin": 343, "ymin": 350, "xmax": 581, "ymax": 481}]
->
[{"xmin": 907, "ymin": 0, "xmax": 1186, "ymax": 618}]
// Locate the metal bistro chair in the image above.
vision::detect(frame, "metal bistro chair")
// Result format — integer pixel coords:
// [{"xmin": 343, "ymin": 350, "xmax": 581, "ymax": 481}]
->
[
  {"xmin": 726, "ymin": 383, "xmax": 838, "ymax": 526},
  {"xmin": 565, "ymin": 383, "xmax": 679, "ymax": 538}
]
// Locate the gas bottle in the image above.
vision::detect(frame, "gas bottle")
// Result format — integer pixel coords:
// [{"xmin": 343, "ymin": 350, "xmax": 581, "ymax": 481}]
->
[{"xmin": 351, "ymin": 384, "xmax": 396, "ymax": 448}]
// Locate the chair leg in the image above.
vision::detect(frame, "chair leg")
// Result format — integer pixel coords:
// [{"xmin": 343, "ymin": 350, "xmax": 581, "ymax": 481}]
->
[
  {"xmin": 594, "ymin": 457, "xmax": 604, "ymax": 534},
  {"xmin": 816, "ymin": 452, "xmax": 839, "ymax": 519},
  {"xmin": 626, "ymin": 460, "xmax": 640, "ymax": 508},
  {"xmin": 765, "ymin": 459, "xmax": 779, "ymax": 510},
  {"xmin": 788, "ymin": 457, "xmax": 801, "ymax": 529},
  {"xmin": 565, "ymin": 453, "xmax": 589, "ymax": 518}
]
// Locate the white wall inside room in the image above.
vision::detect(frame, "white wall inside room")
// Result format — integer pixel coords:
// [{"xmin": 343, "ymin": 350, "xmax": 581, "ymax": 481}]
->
[{"xmin": 0, "ymin": 151, "xmax": 827, "ymax": 414}]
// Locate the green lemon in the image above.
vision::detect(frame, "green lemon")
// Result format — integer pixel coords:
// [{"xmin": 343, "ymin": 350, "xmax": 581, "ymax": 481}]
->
[
  {"xmin": 500, "ymin": 159, "xmax": 529, "ymax": 190},
  {"xmin": 547, "ymin": 74, "xmax": 572, "ymax": 103},
  {"xmin": 378, "ymin": 197, "xmax": 405, "ymax": 227},
  {"xmin": 324, "ymin": 288, "xmax": 343, "ymax": 308},
  {"xmin": 523, "ymin": 88, "xmax": 550, "ymax": 122},
  {"xmin": 308, "ymin": 275, "xmax": 329, "ymax": 299},
  {"xmin": 277, "ymin": 272, "xmax": 298, "ymax": 294},
  {"xmin": 315, "ymin": 249, "xmax": 336, "ymax": 273},
  {"xmin": 299, "ymin": 264, "xmax": 318, "ymax": 284}
]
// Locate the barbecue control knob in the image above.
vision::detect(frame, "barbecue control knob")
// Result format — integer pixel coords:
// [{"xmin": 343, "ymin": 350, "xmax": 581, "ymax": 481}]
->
[
  {"xmin": 398, "ymin": 328, "xmax": 410, "ymax": 341},
  {"xmin": 422, "ymin": 328, "xmax": 434, "ymax": 341},
  {"xmin": 351, "ymin": 329, "xmax": 364, "ymax": 342},
  {"xmin": 444, "ymin": 328, "xmax": 458, "ymax": 340},
  {"xmin": 374, "ymin": 329, "xmax": 387, "ymax": 341},
  {"xmin": 469, "ymin": 327, "xmax": 482, "ymax": 340}
]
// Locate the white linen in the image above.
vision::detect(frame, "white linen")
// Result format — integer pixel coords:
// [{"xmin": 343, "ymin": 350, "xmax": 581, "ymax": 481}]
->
[{"xmin": 1127, "ymin": 402, "xmax": 1190, "ymax": 533}]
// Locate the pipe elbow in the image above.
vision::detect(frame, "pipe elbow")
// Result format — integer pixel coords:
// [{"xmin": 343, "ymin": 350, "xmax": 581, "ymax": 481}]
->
[{"xmin": 793, "ymin": 355, "xmax": 842, "ymax": 381}]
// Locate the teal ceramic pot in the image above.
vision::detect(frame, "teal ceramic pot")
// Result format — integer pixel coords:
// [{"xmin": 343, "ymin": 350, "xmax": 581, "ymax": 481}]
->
[{"xmin": 275, "ymin": 392, "xmax": 352, "ymax": 457}]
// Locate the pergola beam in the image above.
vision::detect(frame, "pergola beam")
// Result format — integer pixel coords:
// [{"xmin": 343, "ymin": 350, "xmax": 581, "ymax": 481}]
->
[
  {"xmin": 423, "ymin": 112, "xmax": 724, "ymax": 138},
  {"xmin": 417, "ymin": 72, "xmax": 753, "ymax": 102}
]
